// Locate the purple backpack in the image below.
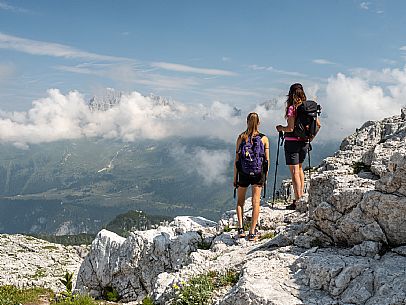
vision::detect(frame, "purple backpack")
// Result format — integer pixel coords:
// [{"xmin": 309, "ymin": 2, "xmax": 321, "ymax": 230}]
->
[{"xmin": 239, "ymin": 134, "xmax": 265, "ymax": 176}]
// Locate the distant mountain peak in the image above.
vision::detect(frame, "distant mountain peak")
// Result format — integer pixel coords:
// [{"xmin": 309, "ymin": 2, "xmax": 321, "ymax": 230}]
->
[
  {"xmin": 147, "ymin": 93, "xmax": 175, "ymax": 107},
  {"xmin": 259, "ymin": 98, "xmax": 280, "ymax": 111},
  {"xmin": 88, "ymin": 88, "xmax": 122, "ymax": 111},
  {"xmin": 88, "ymin": 89, "xmax": 178, "ymax": 112}
]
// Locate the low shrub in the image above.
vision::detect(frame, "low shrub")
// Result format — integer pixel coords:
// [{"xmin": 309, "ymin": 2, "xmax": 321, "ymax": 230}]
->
[
  {"xmin": 259, "ymin": 231, "xmax": 275, "ymax": 241},
  {"xmin": 352, "ymin": 161, "xmax": 371, "ymax": 174},
  {"xmin": 142, "ymin": 296, "xmax": 156, "ymax": 305},
  {"xmin": 0, "ymin": 285, "xmax": 51, "ymax": 305},
  {"xmin": 52, "ymin": 294, "xmax": 96, "ymax": 305},
  {"xmin": 172, "ymin": 270, "xmax": 240, "ymax": 305}
]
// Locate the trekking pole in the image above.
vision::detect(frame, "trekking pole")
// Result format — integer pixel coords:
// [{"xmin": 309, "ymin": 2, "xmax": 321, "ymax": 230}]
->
[
  {"xmin": 272, "ymin": 131, "xmax": 284, "ymax": 208},
  {"xmin": 233, "ymin": 171, "xmax": 239, "ymax": 200},
  {"xmin": 262, "ymin": 159, "xmax": 269, "ymax": 199},
  {"xmin": 307, "ymin": 142, "xmax": 312, "ymax": 181}
]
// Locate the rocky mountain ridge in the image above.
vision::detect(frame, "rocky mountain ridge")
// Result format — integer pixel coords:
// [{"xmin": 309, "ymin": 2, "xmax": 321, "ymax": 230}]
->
[
  {"xmin": 1, "ymin": 107, "xmax": 405, "ymax": 304},
  {"xmin": 0, "ymin": 234, "xmax": 88, "ymax": 292},
  {"xmin": 74, "ymin": 107, "xmax": 406, "ymax": 304}
]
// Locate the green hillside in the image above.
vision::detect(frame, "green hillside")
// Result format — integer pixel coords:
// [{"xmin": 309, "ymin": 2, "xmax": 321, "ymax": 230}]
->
[
  {"xmin": 0, "ymin": 137, "xmax": 234, "ymax": 234},
  {"xmin": 0, "ymin": 136, "xmax": 338, "ymax": 235}
]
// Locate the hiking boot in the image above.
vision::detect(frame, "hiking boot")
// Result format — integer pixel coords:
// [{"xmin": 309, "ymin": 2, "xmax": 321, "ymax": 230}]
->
[
  {"xmin": 237, "ymin": 228, "xmax": 246, "ymax": 238},
  {"xmin": 248, "ymin": 232, "xmax": 258, "ymax": 242},
  {"xmin": 285, "ymin": 200, "xmax": 297, "ymax": 210},
  {"xmin": 248, "ymin": 228, "xmax": 260, "ymax": 242}
]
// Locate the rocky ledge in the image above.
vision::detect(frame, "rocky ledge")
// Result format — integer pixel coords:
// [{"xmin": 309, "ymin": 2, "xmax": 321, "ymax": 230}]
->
[
  {"xmin": 2, "ymin": 108, "xmax": 406, "ymax": 305},
  {"xmin": 0, "ymin": 234, "xmax": 88, "ymax": 292},
  {"xmin": 74, "ymin": 107, "xmax": 406, "ymax": 304}
]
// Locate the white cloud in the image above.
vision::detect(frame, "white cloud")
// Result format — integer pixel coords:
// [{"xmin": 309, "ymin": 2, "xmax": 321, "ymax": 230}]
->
[
  {"xmin": 2, "ymin": 65, "xmax": 406, "ymax": 148},
  {"xmin": 170, "ymin": 145, "xmax": 232, "ymax": 185},
  {"xmin": 351, "ymin": 66, "xmax": 406, "ymax": 84},
  {"xmin": 56, "ymin": 63, "xmax": 199, "ymax": 89},
  {"xmin": 0, "ymin": 1, "xmax": 28, "ymax": 13},
  {"xmin": 360, "ymin": 2, "xmax": 370, "ymax": 10},
  {"xmin": 248, "ymin": 64, "xmax": 267, "ymax": 71},
  {"xmin": 206, "ymin": 87, "xmax": 262, "ymax": 97},
  {"xmin": 313, "ymin": 59, "xmax": 336, "ymax": 65},
  {"xmin": 249, "ymin": 68, "xmax": 406, "ymax": 142},
  {"xmin": 0, "ymin": 89, "xmax": 244, "ymax": 147},
  {"xmin": 400, "ymin": 46, "xmax": 406, "ymax": 51},
  {"xmin": 321, "ymin": 70, "xmax": 406, "ymax": 140},
  {"xmin": 151, "ymin": 62, "xmax": 237, "ymax": 76},
  {"xmin": 0, "ymin": 32, "xmax": 131, "ymax": 62},
  {"xmin": 248, "ymin": 64, "xmax": 306, "ymax": 77},
  {"xmin": 268, "ymin": 66, "xmax": 307, "ymax": 77}
]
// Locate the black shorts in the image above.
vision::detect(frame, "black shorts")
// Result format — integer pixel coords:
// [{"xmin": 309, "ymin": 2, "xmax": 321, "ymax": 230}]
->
[
  {"xmin": 237, "ymin": 171, "xmax": 265, "ymax": 187},
  {"xmin": 284, "ymin": 140, "xmax": 309, "ymax": 165}
]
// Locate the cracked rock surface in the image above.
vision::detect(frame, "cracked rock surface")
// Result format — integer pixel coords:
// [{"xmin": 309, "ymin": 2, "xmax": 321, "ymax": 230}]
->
[
  {"xmin": 305, "ymin": 107, "xmax": 406, "ymax": 247},
  {"xmin": 0, "ymin": 234, "xmax": 87, "ymax": 292}
]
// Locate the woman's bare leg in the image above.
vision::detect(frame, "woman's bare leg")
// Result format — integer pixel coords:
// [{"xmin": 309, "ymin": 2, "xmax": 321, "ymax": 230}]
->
[
  {"xmin": 236, "ymin": 187, "xmax": 248, "ymax": 229},
  {"xmin": 249, "ymin": 185, "xmax": 262, "ymax": 234},
  {"xmin": 299, "ymin": 163, "xmax": 305, "ymax": 197},
  {"xmin": 289, "ymin": 164, "xmax": 302, "ymax": 200}
]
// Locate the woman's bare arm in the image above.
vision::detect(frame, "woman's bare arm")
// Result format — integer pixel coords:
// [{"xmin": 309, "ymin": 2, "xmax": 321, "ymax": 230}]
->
[
  {"xmin": 276, "ymin": 116, "xmax": 295, "ymax": 133},
  {"xmin": 262, "ymin": 136, "xmax": 270, "ymax": 171}
]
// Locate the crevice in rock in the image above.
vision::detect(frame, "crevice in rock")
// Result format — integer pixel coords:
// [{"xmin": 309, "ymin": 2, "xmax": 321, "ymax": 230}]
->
[
  {"xmin": 312, "ymin": 222, "xmax": 336, "ymax": 246},
  {"xmin": 138, "ymin": 276, "xmax": 149, "ymax": 294},
  {"xmin": 87, "ymin": 257, "xmax": 104, "ymax": 294},
  {"xmin": 376, "ymin": 190, "xmax": 406, "ymax": 198}
]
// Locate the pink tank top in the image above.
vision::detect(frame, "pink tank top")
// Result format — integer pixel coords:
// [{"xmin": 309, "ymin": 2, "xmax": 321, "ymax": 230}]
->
[{"xmin": 284, "ymin": 106, "xmax": 303, "ymax": 141}]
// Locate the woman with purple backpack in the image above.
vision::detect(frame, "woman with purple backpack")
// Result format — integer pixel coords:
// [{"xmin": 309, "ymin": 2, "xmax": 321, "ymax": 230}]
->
[{"xmin": 233, "ymin": 112, "xmax": 269, "ymax": 241}]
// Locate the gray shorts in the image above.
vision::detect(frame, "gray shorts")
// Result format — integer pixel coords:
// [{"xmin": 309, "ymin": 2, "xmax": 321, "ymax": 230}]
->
[{"xmin": 284, "ymin": 140, "xmax": 309, "ymax": 165}]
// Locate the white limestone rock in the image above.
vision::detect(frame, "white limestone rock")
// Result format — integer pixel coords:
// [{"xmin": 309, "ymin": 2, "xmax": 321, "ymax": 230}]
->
[
  {"xmin": 75, "ymin": 216, "xmax": 216, "ymax": 302},
  {"xmin": 0, "ymin": 234, "xmax": 87, "ymax": 292},
  {"xmin": 305, "ymin": 108, "xmax": 406, "ymax": 247},
  {"xmin": 350, "ymin": 241, "xmax": 382, "ymax": 257},
  {"xmin": 218, "ymin": 197, "xmax": 301, "ymax": 232}
]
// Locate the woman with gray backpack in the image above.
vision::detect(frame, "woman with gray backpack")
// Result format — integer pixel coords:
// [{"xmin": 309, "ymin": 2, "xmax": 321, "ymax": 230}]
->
[{"xmin": 233, "ymin": 112, "xmax": 270, "ymax": 241}]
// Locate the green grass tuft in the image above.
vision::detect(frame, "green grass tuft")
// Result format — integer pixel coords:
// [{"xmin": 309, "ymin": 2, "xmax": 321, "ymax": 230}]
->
[
  {"xmin": 222, "ymin": 225, "xmax": 232, "ymax": 232},
  {"xmin": 259, "ymin": 231, "xmax": 275, "ymax": 241},
  {"xmin": 352, "ymin": 161, "xmax": 371, "ymax": 174},
  {"xmin": 103, "ymin": 286, "xmax": 120, "ymax": 302},
  {"xmin": 216, "ymin": 270, "xmax": 240, "ymax": 287},
  {"xmin": 0, "ymin": 285, "xmax": 51, "ymax": 305},
  {"xmin": 196, "ymin": 239, "xmax": 211, "ymax": 250},
  {"xmin": 172, "ymin": 270, "xmax": 240, "ymax": 305},
  {"xmin": 142, "ymin": 296, "xmax": 156, "ymax": 305},
  {"xmin": 52, "ymin": 294, "xmax": 97, "ymax": 305},
  {"xmin": 242, "ymin": 222, "xmax": 251, "ymax": 232}
]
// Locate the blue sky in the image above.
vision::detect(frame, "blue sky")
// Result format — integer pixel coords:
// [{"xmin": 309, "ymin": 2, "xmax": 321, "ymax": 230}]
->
[
  {"xmin": 1, "ymin": 0, "xmax": 405, "ymax": 109},
  {"xmin": 0, "ymin": 0, "xmax": 406, "ymax": 145}
]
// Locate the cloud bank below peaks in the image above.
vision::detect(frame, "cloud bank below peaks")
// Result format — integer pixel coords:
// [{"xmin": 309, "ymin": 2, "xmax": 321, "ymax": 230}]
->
[
  {"xmin": 2, "ymin": 65, "xmax": 406, "ymax": 148},
  {"xmin": 0, "ymin": 89, "xmax": 245, "ymax": 148},
  {"xmin": 170, "ymin": 145, "xmax": 231, "ymax": 185},
  {"xmin": 322, "ymin": 68, "xmax": 406, "ymax": 139}
]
